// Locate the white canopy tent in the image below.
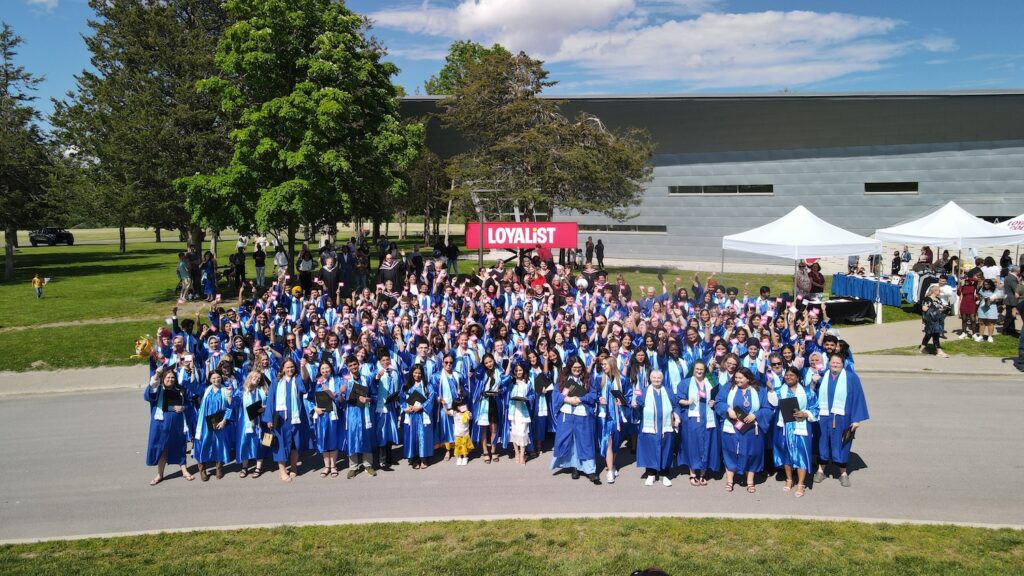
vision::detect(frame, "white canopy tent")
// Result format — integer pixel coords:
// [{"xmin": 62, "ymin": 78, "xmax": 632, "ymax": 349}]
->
[
  {"xmin": 1000, "ymin": 212, "xmax": 1024, "ymax": 232},
  {"xmin": 722, "ymin": 206, "xmax": 884, "ymax": 322},
  {"xmin": 874, "ymin": 201, "xmax": 1024, "ymax": 249}
]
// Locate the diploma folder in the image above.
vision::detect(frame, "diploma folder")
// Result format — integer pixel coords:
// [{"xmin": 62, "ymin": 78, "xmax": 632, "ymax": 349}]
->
[
  {"xmin": 732, "ymin": 406, "xmax": 754, "ymax": 434},
  {"xmin": 779, "ymin": 396, "xmax": 800, "ymax": 423},
  {"xmin": 407, "ymin": 391, "xmax": 428, "ymax": 406},
  {"xmin": 610, "ymin": 389, "xmax": 627, "ymax": 403},
  {"xmin": 245, "ymin": 400, "xmax": 263, "ymax": 421},
  {"xmin": 533, "ymin": 374, "xmax": 551, "ymax": 394},
  {"xmin": 568, "ymin": 383, "xmax": 588, "ymax": 397},
  {"xmin": 205, "ymin": 411, "xmax": 225, "ymax": 429},
  {"xmin": 511, "ymin": 395, "xmax": 529, "ymax": 403},
  {"xmin": 347, "ymin": 383, "xmax": 370, "ymax": 403},
  {"xmin": 315, "ymin": 391, "xmax": 335, "ymax": 412},
  {"xmin": 483, "ymin": 389, "xmax": 502, "ymax": 398},
  {"xmin": 842, "ymin": 426, "xmax": 857, "ymax": 445},
  {"xmin": 162, "ymin": 388, "xmax": 183, "ymax": 411}
]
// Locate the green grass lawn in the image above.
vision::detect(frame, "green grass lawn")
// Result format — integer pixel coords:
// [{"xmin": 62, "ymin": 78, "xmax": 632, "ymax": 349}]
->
[
  {"xmin": 866, "ymin": 333, "xmax": 1020, "ymax": 357},
  {"xmin": 0, "ymin": 320, "xmax": 157, "ymax": 372},
  {"xmin": 1, "ymin": 518, "xmax": 1021, "ymax": 575}
]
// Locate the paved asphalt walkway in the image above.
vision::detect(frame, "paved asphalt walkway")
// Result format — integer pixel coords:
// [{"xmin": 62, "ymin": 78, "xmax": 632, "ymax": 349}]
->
[{"xmin": 0, "ymin": 375, "xmax": 1021, "ymax": 543}]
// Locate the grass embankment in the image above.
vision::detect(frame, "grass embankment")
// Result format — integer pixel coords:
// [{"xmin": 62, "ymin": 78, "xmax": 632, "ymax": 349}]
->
[
  {"xmin": 0, "ymin": 231, "xmax": 917, "ymax": 372},
  {"xmin": 1, "ymin": 518, "xmax": 1022, "ymax": 575},
  {"xmin": 867, "ymin": 333, "xmax": 1019, "ymax": 357}
]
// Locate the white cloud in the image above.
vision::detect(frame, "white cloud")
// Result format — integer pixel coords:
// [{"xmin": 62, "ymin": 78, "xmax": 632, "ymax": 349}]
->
[
  {"xmin": 26, "ymin": 0, "xmax": 59, "ymax": 11},
  {"xmin": 370, "ymin": 2, "xmax": 957, "ymax": 90}
]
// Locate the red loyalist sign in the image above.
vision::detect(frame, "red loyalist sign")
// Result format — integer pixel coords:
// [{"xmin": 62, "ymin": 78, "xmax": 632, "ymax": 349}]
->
[{"xmin": 465, "ymin": 222, "xmax": 578, "ymax": 249}]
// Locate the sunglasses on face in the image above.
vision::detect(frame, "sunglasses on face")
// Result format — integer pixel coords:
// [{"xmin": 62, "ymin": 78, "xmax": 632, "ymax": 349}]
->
[{"xmin": 771, "ymin": 362, "xmax": 782, "ymax": 366}]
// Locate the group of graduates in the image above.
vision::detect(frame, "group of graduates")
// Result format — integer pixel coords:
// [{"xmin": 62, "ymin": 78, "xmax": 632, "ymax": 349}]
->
[{"xmin": 146, "ymin": 249, "xmax": 869, "ymax": 497}]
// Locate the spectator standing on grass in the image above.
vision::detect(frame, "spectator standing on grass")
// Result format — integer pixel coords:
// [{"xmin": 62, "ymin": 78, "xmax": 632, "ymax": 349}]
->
[
  {"xmin": 297, "ymin": 246, "xmax": 315, "ymax": 294},
  {"xmin": 1002, "ymin": 266, "xmax": 1020, "ymax": 337},
  {"xmin": 201, "ymin": 251, "xmax": 217, "ymax": 302},
  {"xmin": 981, "ymin": 256, "xmax": 1000, "ymax": 281},
  {"xmin": 585, "ymin": 236, "xmax": 594, "ymax": 264},
  {"xmin": 176, "ymin": 253, "xmax": 191, "ymax": 302},
  {"xmin": 187, "ymin": 244, "xmax": 201, "ymax": 299},
  {"xmin": 808, "ymin": 262, "xmax": 826, "ymax": 298},
  {"xmin": 595, "ymin": 239, "xmax": 605, "ymax": 269},
  {"xmin": 31, "ymin": 273, "xmax": 44, "ymax": 299},
  {"xmin": 230, "ymin": 247, "xmax": 246, "ymax": 288},
  {"xmin": 273, "ymin": 245, "xmax": 288, "ymax": 280},
  {"xmin": 794, "ymin": 261, "xmax": 812, "ymax": 296},
  {"xmin": 957, "ymin": 272, "xmax": 979, "ymax": 339},
  {"xmin": 976, "ymin": 278, "xmax": 1003, "ymax": 343},
  {"xmin": 253, "ymin": 244, "xmax": 266, "ymax": 288},
  {"xmin": 446, "ymin": 241, "xmax": 459, "ymax": 274},
  {"xmin": 920, "ymin": 284, "xmax": 949, "ymax": 357}
]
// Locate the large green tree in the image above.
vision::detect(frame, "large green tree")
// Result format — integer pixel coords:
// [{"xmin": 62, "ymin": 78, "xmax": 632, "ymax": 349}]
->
[
  {"xmin": 439, "ymin": 49, "xmax": 654, "ymax": 222},
  {"xmin": 424, "ymin": 40, "xmax": 510, "ymax": 96},
  {"xmin": 52, "ymin": 0, "xmax": 231, "ymax": 253},
  {"xmin": 0, "ymin": 22, "xmax": 51, "ymax": 281},
  {"xmin": 178, "ymin": 0, "xmax": 422, "ymax": 270}
]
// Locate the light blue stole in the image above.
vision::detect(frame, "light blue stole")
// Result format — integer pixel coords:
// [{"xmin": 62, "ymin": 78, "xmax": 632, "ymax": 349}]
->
[
  {"xmin": 819, "ymin": 370, "xmax": 848, "ymax": 416},
  {"xmin": 641, "ymin": 385, "xmax": 674, "ymax": 435}
]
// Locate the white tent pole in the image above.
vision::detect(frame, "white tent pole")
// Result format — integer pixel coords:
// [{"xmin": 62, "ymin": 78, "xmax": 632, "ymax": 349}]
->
[{"xmin": 875, "ymin": 272, "xmax": 883, "ymax": 325}]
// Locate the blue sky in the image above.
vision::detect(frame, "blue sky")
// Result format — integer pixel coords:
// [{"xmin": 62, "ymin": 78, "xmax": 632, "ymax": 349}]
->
[{"xmin": 6, "ymin": 0, "xmax": 1024, "ymax": 119}]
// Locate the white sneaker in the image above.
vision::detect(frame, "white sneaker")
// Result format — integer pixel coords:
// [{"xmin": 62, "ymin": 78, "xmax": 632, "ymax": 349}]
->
[
  {"xmin": 973, "ymin": 334, "xmax": 983, "ymax": 342},
  {"xmin": 606, "ymin": 470, "xmax": 615, "ymax": 484},
  {"xmin": 662, "ymin": 476, "xmax": 673, "ymax": 487},
  {"xmin": 958, "ymin": 333, "xmax": 968, "ymax": 340},
  {"xmin": 613, "ymin": 469, "xmax": 620, "ymax": 477},
  {"xmin": 988, "ymin": 336, "xmax": 994, "ymax": 343},
  {"xmin": 644, "ymin": 475, "xmax": 656, "ymax": 486}
]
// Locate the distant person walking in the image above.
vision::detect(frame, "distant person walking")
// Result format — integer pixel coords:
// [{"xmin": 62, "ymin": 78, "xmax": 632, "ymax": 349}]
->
[
  {"xmin": 32, "ymin": 273, "xmax": 44, "ymax": 299},
  {"xmin": 176, "ymin": 252, "xmax": 192, "ymax": 302},
  {"xmin": 585, "ymin": 236, "xmax": 594, "ymax": 264},
  {"xmin": 595, "ymin": 239, "xmax": 605, "ymax": 269}
]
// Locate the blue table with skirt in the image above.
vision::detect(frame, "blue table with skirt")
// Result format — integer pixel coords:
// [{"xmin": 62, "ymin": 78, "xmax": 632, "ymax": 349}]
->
[{"xmin": 831, "ymin": 274, "xmax": 902, "ymax": 307}]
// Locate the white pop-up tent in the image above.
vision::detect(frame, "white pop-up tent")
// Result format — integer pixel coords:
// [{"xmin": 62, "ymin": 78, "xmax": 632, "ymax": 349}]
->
[
  {"xmin": 722, "ymin": 206, "xmax": 885, "ymax": 322},
  {"xmin": 1000, "ymin": 212, "xmax": 1024, "ymax": 232},
  {"xmin": 875, "ymin": 201, "xmax": 1024, "ymax": 248}
]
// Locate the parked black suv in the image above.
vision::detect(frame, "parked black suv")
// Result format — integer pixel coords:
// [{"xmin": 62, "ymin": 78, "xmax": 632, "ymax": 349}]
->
[{"xmin": 29, "ymin": 227, "xmax": 75, "ymax": 246}]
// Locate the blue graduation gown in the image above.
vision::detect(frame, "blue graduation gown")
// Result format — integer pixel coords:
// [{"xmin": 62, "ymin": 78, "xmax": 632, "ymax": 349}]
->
[
  {"xmin": 772, "ymin": 384, "xmax": 819, "ymax": 471},
  {"xmin": 195, "ymin": 385, "xmax": 234, "ymax": 464},
  {"xmin": 344, "ymin": 375, "xmax": 377, "ymax": 455},
  {"xmin": 308, "ymin": 377, "xmax": 343, "ymax": 453},
  {"xmin": 595, "ymin": 373, "xmax": 630, "ymax": 456},
  {"xmin": 432, "ymin": 370, "xmax": 463, "ymax": 445},
  {"xmin": 549, "ymin": 377, "xmax": 599, "ymax": 471},
  {"xmin": 373, "ymin": 369, "xmax": 402, "ymax": 446},
  {"xmin": 261, "ymin": 376, "xmax": 311, "ymax": 462},
  {"xmin": 714, "ymin": 385, "xmax": 772, "ymax": 474},
  {"xmin": 677, "ymin": 377, "xmax": 721, "ymax": 473},
  {"xmin": 235, "ymin": 387, "xmax": 270, "ymax": 462},
  {"xmin": 470, "ymin": 368, "xmax": 510, "ymax": 445},
  {"xmin": 401, "ymin": 382, "xmax": 436, "ymax": 458},
  {"xmin": 817, "ymin": 369, "xmax": 869, "ymax": 465},
  {"xmin": 528, "ymin": 368, "xmax": 555, "ymax": 448},
  {"xmin": 635, "ymin": 385, "xmax": 680, "ymax": 471},
  {"xmin": 144, "ymin": 385, "xmax": 189, "ymax": 466}
]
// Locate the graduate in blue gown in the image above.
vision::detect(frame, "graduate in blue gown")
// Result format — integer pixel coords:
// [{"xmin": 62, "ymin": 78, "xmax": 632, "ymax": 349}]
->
[
  {"xmin": 194, "ymin": 371, "xmax": 235, "ymax": 481},
  {"xmin": 432, "ymin": 355, "xmax": 464, "ymax": 461},
  {"xmin": 815, "ymin": 354, "xmax": 869, "ymax": 487},
  {"xmin": 303, "ymin": 360, "xmax": 343, "ymax": 478},
  {"xmin": 144, "ymin": 368, "xmax": 194, "ymax": 485},
  {"xmin": 634, "ymin": 370, "xmax": 681, "ymax": 486},
  {"xmin": 714, "ymin": 367, "xmax": 773, "ymax": 493},
  {"xmin": 373, "ymin": 352, "xmax": 402, "ymax": 469},
  {"xmin": 550, "ymin": 357, "xmax": 602, "ymax": 485},
  {"xmin": 470, "ymin": 353, "xmax": 510, "ymax": 462},
  {"xmin": 401, "ymin": 364, "xmax": 436, "ymax": 468},
  {"xmin": 235, "ymin": 371, "xmax": 269, "ymax": 478},
  {"xmin": 677, "ymin": 361, "xmax": 721, "ymax": 486},
  {"xmin": 594, "ymin": 355, "xmax": 629, "ymax": 483},
  {"xmin": 505, "ymin": 362, "xmax": 536, "ymax": 466},
  {"xmin": 773, "ymin": 366, "xmax": 819, "ymax": 497},
  {"xmin": 342, "ymin": 355, "xmax": 378, "ymax": 479},
  {"xmin": 262, "ymin": 358, "xmax": 309, "ymax": 482}
]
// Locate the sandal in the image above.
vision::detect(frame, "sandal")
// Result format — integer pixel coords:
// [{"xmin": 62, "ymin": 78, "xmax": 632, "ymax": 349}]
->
[
  {"xmin": 795, "ymin": 485, "xmax": 806, "ymax": 497},
  {"xmin": 330, "ymin": 469, "xmax": 339, "ymax": 478},
  {"xmin": 320, "ymin": 467, "xmax": 331, "ymax": 478},
  {"xmin": 149, "ymin": 476, "xmax": 163, "ymax": 486},
  {"xmin": 251, "ymin": 469, "xmax": 262, "ymax": 479},
  {"xmin": 199, "ymin": 467, "xmax": 209, "ymax": 482},
  {"xmin": 747, "ymin": 485, "xmax": 757, "ymax": 494},
  {"xmin": 783, "ymin": 483, "xmax": 792, "ymax": 492},
  {"xmin": 689, "ymin": 476, "xmax": 700, "ymax": 487},
  {"xmin": 724, "ymin": 482, "xmax": 734, "ymax": 492},
  {"xmin": 698, "ymin": 476, "xmax": 708, "ymax": 486},
  {"xmin": 484, "ymin": 454, "xmax": 492, "ymax": 464},
  {"xmin": 182, "ymin": 472, "xmax": 195, "ymax": 481},
  {"xmin": 443, "ymin": 451, "xmax": 451, "ymax": 462},
  {"xmin": 239, "ymin": 468, "xmax": 248, "ymax": 479},
  {"xmin": 279, "ymin": 472, "xmax": 291, "ymax": 482}
]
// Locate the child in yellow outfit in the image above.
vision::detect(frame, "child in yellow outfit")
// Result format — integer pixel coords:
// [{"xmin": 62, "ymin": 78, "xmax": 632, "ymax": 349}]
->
[
  {"xmin": 32, "ymin": 274, "xmax": 44, "ymax": 299},
  {"xmin": 453, "ymin": 402, "xmax": 474, "ymax": 466}
]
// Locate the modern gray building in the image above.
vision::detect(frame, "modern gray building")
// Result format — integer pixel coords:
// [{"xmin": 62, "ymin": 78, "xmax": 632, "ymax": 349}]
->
[{"xmin": 401, "ymin": 91, "xmax": 1024, "ymax": 263}]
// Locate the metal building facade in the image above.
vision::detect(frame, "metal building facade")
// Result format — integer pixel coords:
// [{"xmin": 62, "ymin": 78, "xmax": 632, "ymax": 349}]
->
[{"xmin": 401, "ymin": 92, "xmax": 1024, "ymax": 263}]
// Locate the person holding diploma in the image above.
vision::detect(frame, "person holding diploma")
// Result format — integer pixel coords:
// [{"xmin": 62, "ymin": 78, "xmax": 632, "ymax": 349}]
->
[
  {"xmin": 634, "ymin": 370, "xmax": 681, "ymax": 486},
  {"xmin": 236, "ymin": 371, "xmax": 268, "ymax": 479},
  {"xmin": 814, "ymin": 354, "xmax": 869, "ymax": 487},
  {"xmin": 506, "ymin": 362, "xmax": 535, "ymax": 465},
  {"xmin": 373, "ymin": 351, "xmax": 402, "ymax": 470},
  {"xmin": 262, "ymin": 358, "xmax": 309, "ymax": 482},
  {"xmin": 773, "ymin": 367, "xmax": 818, "ymax": 497},
  {"xmin": 433, "ymin": 354, "xmax": 463, "ymax": 462},
  {"xmin": 471, "ymin": 353, "xmax": 510, "ymax": 463},
  {"xmin": 550, "ymin": 357, "xmax": 602, "ymax": 485},
  {"xmin": 677, "ymin": 360, "xmax": 720, "ymax": 487},
  {"xmin": 595, "ymin": 354, "xmax": 629, "ymax": 483},
  {"xmin": 144, "ymin": 367, "xmax": 194, "ymax": 484},
  {"xmin": 194, "ymin": 371, "xmax": 235, "ymax": 481},
  {"xmin": 303, "ymin": 360, "xmax": 342, "ymax": 478},
  {"xmin": 714, "ymin": 367, "xmax": 772, "ymax": 493},
  {"xmin": 401, "ymin": 364, "xmax": 436, "ymax": 469},
  {"xmin": 343, "ymin": 355, "xmax": 378, "ymax": 478},
  {"xmin": 527, "ymin": 350, "xmax": 553, "ymax": 459}
]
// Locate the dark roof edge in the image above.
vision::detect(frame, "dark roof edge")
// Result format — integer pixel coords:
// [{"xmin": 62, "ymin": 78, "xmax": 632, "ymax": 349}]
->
[{"xmin": 402, "ymin": 89, "xmax": 1024, "ymax": 102}]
